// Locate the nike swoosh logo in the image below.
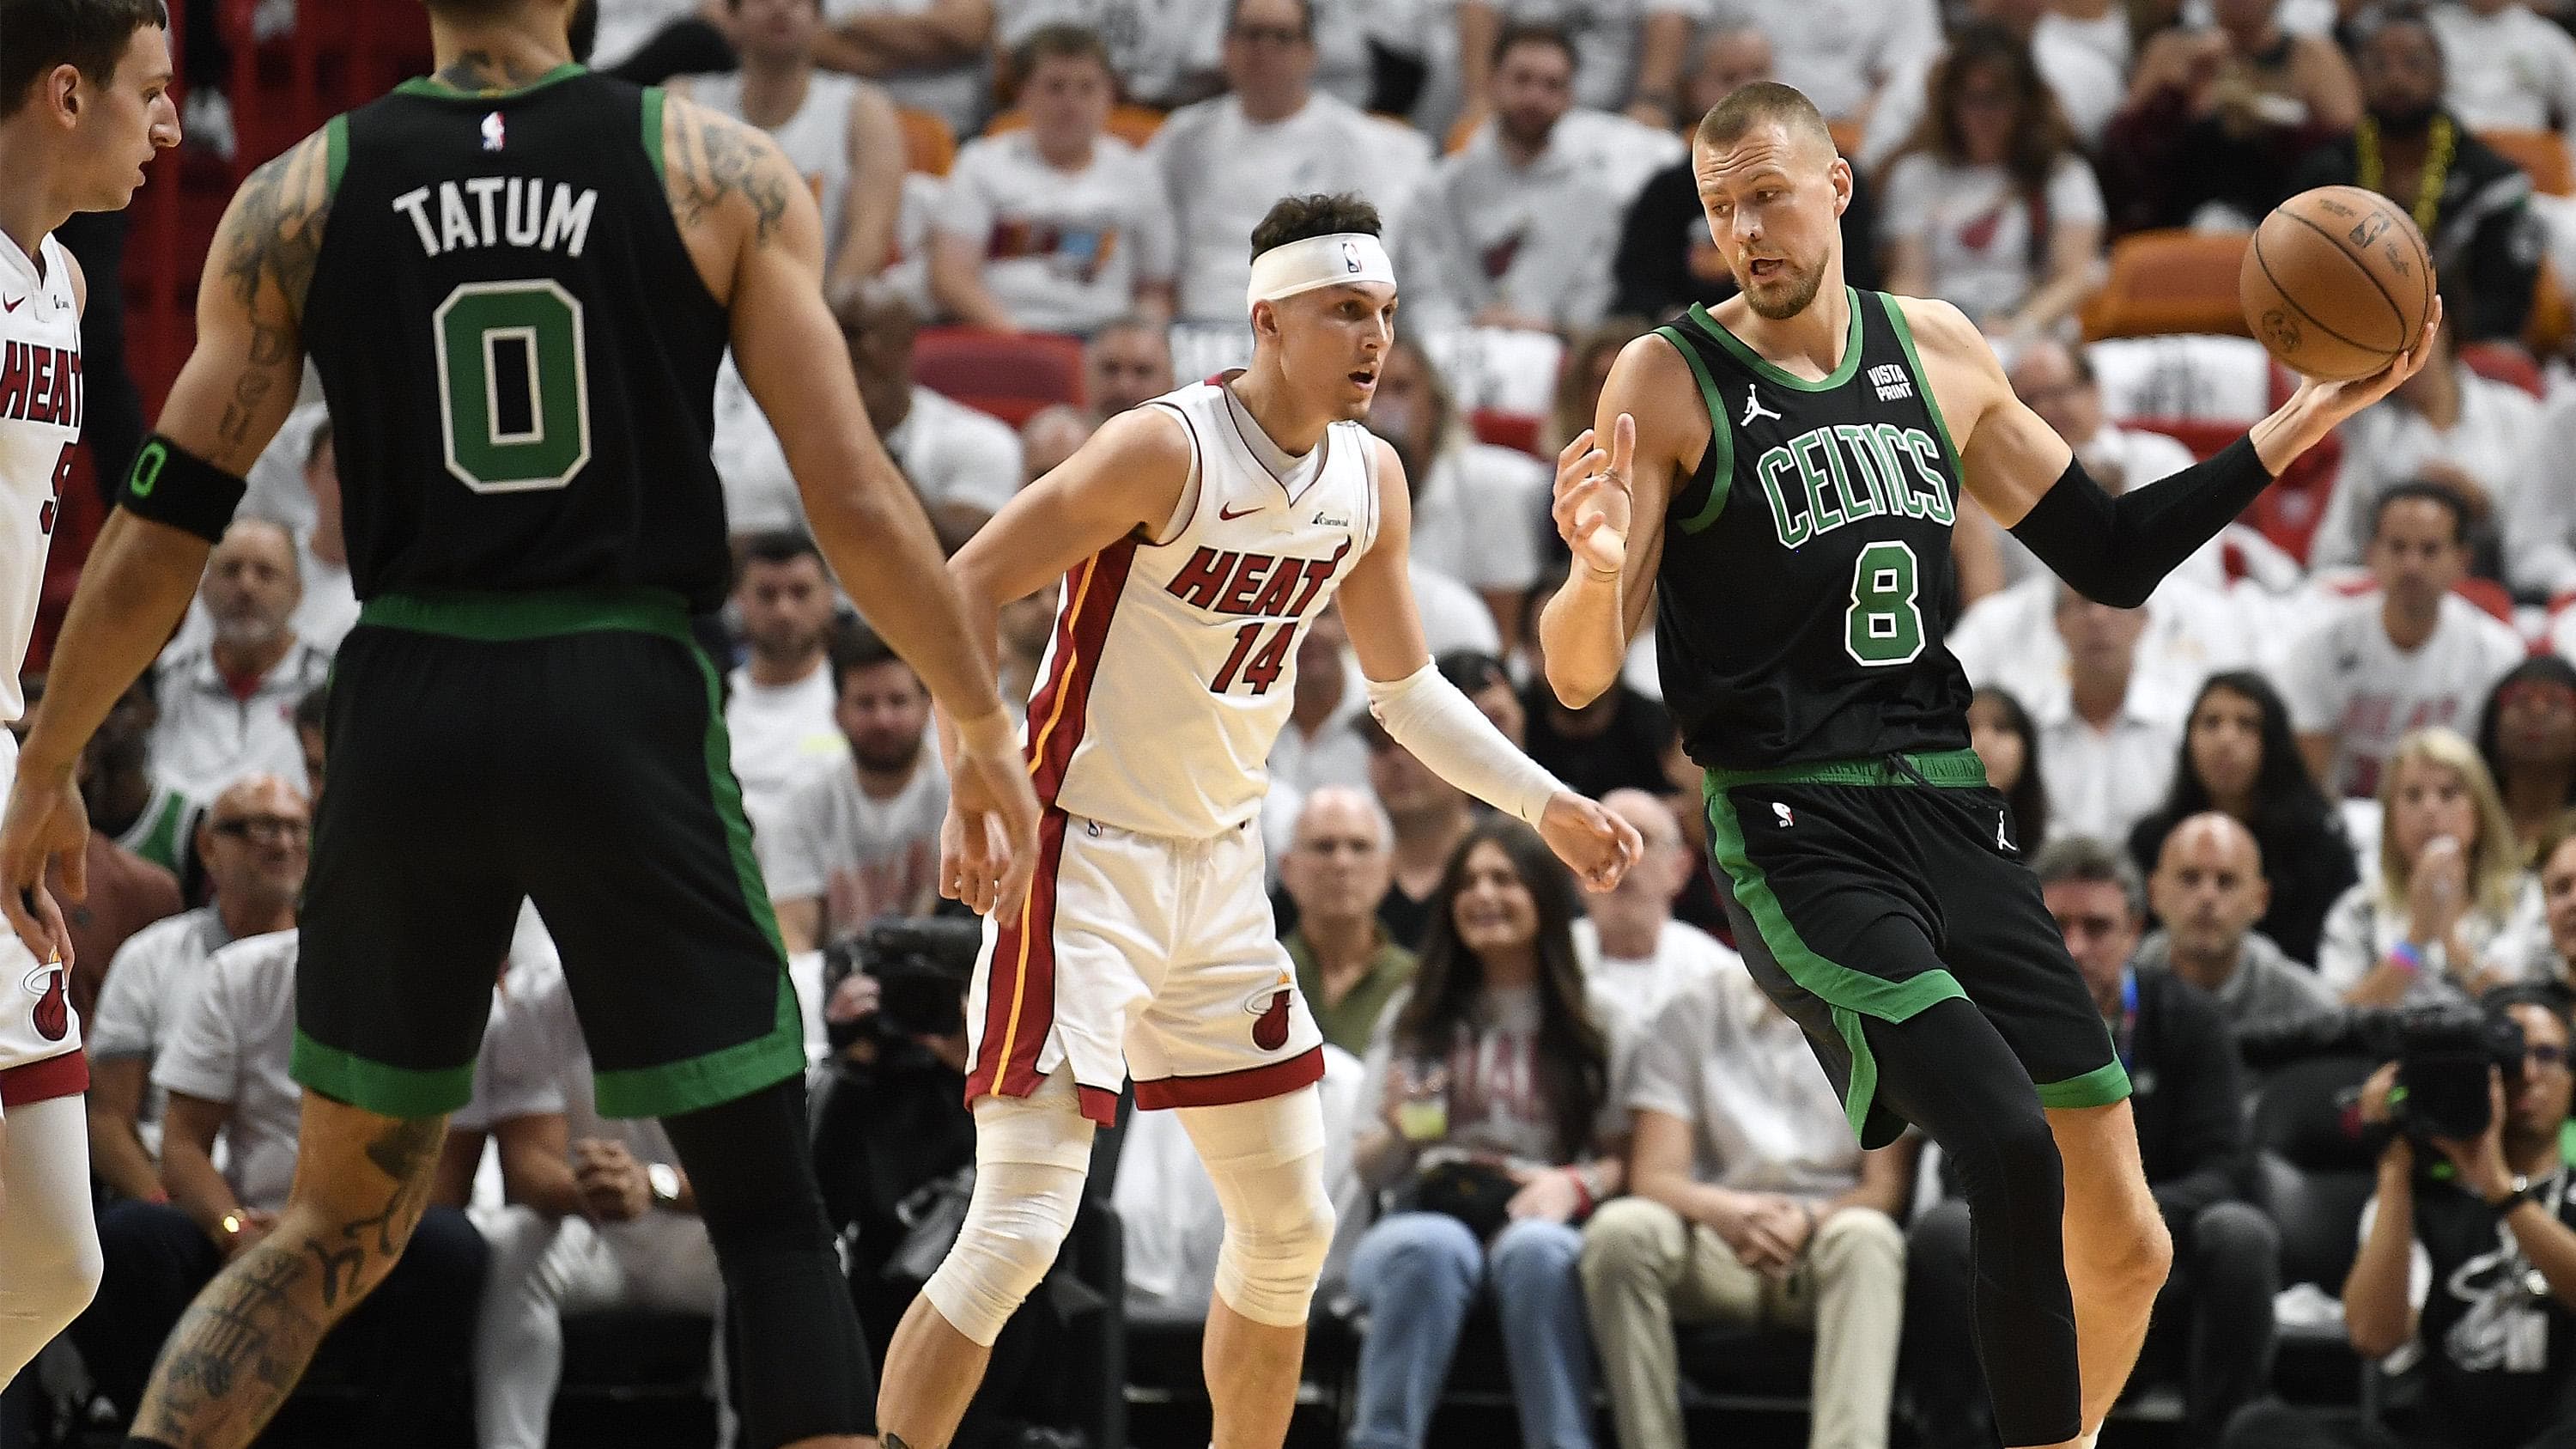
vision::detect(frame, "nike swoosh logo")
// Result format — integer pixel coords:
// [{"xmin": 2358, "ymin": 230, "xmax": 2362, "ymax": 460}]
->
[
  {"xmin": 1, "ymin": 296, "xmax": 21, "ymax": 314},
  {"xmin": 1218, "ymin": 502, "xmax": 1261, "ymax": 521}
]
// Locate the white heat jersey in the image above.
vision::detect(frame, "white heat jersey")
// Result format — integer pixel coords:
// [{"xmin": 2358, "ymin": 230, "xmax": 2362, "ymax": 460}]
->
[
  {"xmin": 1026, "ymin": 376, "xmax": 1379, "ymax": 840},
  {"xmin": 0, "ymin": 231, "xmax": 77, "ymax": 726}
]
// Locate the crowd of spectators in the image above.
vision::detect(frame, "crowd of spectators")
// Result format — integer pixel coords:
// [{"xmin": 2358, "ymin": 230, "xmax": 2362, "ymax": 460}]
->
[{"xmin": 27, "ymin": 0, "xmax": 2576, "ymax": 1446}]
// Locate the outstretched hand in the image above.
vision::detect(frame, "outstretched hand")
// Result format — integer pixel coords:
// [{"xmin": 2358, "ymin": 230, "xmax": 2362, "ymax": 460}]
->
[
  {"xmin": 1537, "ymin": 790, "xmax": 1642, "ymax": 892},
  {"xmin": 0, "ymin": 762, "xmax": 84, "ymax": 968},
  {"xmin": 941, "ymin": 715, "xmax": 1041, "ymax": 919},
  {"xmin": 2287, "ymin": 296, "xmax": 2445, "ymax": 428},
  {"xmin": 1552, "ymin": 414, "xmax": 1635, "ymax": 577}
]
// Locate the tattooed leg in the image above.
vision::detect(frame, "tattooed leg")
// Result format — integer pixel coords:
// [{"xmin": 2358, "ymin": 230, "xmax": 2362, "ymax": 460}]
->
[{"xmin": 128, "ymin": 1094, "xmax": 444, "ymax": 1449}]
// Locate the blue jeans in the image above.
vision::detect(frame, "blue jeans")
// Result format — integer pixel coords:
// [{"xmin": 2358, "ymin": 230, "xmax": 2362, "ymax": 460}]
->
[{"xmin": 1347, "ymin": 1210, "xmax": 1595, "ymax": 1449}]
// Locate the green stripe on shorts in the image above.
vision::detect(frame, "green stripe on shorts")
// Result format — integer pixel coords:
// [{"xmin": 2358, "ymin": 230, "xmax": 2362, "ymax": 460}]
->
[
  {"xmin": 1704, "ymin": 746, "xmax": 1988, "ymax": 794},
  {"xmin": 2036, "ymin": 1058, "xmax": 2133, "ymax": 1110},
  {"xmin": 1703, "ymin": 776, "xmax": 1966, "ymax": 1142},
  {"xmin": 357, "ymin": 587, "xmax": 695, "ymax": 644},
  {"xmin": 293, "ymin": 1028, "xmax": 477, "ymax": 1118},
  {"xmin": 592, "ymin": 972, "xmax": 805, "ymax": 1119}
]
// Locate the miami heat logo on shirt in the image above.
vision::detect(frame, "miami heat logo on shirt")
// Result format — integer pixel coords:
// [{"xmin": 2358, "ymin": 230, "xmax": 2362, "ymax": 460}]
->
[
  {"xmin": 1244, "ymin": 973, "xmax": 1293, "ymax": 1051},
  {"xmin": 21, "ymin": 961, "xmax": 67, "ymax": 1043}
]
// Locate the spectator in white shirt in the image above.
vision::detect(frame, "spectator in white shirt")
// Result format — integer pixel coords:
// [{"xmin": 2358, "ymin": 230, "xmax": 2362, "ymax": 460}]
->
[
  {"xmin": 764, "ymin": 625, "xmax": 949, "ymax": 952},
  {"xmin": 2036, "ymin": 586, "xmax": 2185, "ymax": 848},
  {"xmin": 1419, "ymin": 0, "xmax": 1648, "ymax": 137},
  {"xmin": 838, "ymin": 283, "xmax": 1026, "ymax": 551},
  {"xmin": 930, "ymin": 24, "xmax": 1177, "ymax": 335},
  {"xmin": 76, "ymin": 932, "xmax": 489, "ymax": 1442},
  {"xmin": 471, "ymin": 957, "xmax": 727, "ymax": 1449},
  {"xmin": 1857, "ymin": 0, "xmax": 2125, "ymax": 174},
  {"xmin": 812, "ymin": 0, "xmax": 996, "ymax": 137},
  {"xmin": 2430, "ymin": 0, "xmax": 2576, "ymax": 141},
  {"xmin": 1271, "ymin": 606, "xmax": 1371, "ymax": 797},
  {"xmin": 2285, "ymin": 485, "xmax": 2528, "ymax": 800},
  {"xmin": 2503, "ymin": 386, "xmax": 2576, "ymax": 600},
  {"xmin": 166, "ymin": 420, "xmax": 362, "ymax": 666},
  {"xmin": 1580, "ymin": 950, "xmax": 1915, "ymax": 1449},
  {"xmin": 149, "ymin": 518, "xmax": 334, "ymax": 801},
  {"xmin": 1705, "ymin": 0, "xmax": 1941, "ymax": 124},
  {"xmin": 672, "ymin": 0, "xmax": 907, "ymax": 289},
  {"xmin": 1369, "ymin": 335, "xmax": 1550, "ymax": 648},
  {"xmin": 1083, "ymin": 314, "xmax": 1175, "ymax": 421},
  {"xmin": 1148, "ymin": 0, "xmax": 1433, "ymax": 322},
  {"xmin": 85, "ymin": 774, "xmax": 308, "ymax": 1207},
  {"xmin": 2317, "ymin": 727, "xmax": 2548, "ymax": 1006},
  {"xmin": 2105, "ymin": 0, "xmax": 2362, "ymax": 234},
  {"xmin": 1571, "ymin": 789, "xmax": 1735, "ymax": 1041},
  {"xmin": 1399, "ymin": 24, "xmax": 1625, "ymax": 332},
  {"xmin": 2312, "ymin": 317, "xmax": 2543, "ymax": 576},
  {"xmin": 1877, "ymin": 23, "xmax": 2106, "ymax": 343},
  {"xmin": 725, "ymin": 532, "xmax": 850, "ymax": 843}
]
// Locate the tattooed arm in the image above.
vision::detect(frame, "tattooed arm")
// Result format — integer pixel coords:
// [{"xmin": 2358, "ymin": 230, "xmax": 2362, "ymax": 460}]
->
[{"xmin": 3, "ymin": 130, "xmax": 330, "ymax": 955}]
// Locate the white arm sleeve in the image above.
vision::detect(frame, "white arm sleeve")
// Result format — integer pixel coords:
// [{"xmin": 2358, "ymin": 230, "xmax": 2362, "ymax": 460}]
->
[{"xmin": 1364, "ymin": 663, "xmax": 1564, "ymax": 825}]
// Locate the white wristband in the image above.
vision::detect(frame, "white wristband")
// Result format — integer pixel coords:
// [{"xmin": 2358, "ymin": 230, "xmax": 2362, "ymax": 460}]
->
[{"xmin": 1364, "ymin": 663, "xmax": 1563, "ymax": 826}]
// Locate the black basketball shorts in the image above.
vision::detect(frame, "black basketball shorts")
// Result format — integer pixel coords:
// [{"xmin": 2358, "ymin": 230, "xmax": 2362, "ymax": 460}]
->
[
  {"xmin": 1701, "ymin": 747, "xmax": 2129, "ymax": 1149},
  {"xmin": 289, "ymin": 588, "xmax": 804, "ymax": 1121}
]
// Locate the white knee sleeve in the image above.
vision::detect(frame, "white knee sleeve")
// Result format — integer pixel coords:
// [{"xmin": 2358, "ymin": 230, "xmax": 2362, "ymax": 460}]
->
[
  {"xmin": 0, "ymin": 1096, "xmax": 103, "ymax": 1384},
  {"xmin": 921, "ymin": 1074, "xmax": 1094, "ymax": 1348},
  {"xmin": 1176, "ymin": 1086, "xmax": 1335, "ymax": 1329}
]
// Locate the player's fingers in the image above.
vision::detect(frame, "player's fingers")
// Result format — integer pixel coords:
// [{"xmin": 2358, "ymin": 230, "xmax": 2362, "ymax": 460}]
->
[
  {"xmin": 1554, "ymin": 447, "xmax": 1607, "ymax": 495},
  {"xmin": 1609, "ymin": 412, "xmax": 1636, "ymax": 476},
  {"xmin": 0, "ymin": 887, "xmax": 46, "ymax": 963},
  {"xmin": 30, "ymin": 892, "xmax": 70, "ymax": 973},
  {"xmin": 59, "ymin": 841, "xmax": 85, "ymax": 904},
  {"xmin": 992, "ymin": 811, "xmax": 1037, "ymax": 920},
  {"xmin": 1555, "ymin": 428, "xmax": 1596, "ymax": 472}
]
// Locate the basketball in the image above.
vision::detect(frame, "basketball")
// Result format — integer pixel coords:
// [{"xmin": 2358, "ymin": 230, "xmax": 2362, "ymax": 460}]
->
[{"xmin": 2239, "ymin": 186, "xmax": 2436, "ymax": 381}]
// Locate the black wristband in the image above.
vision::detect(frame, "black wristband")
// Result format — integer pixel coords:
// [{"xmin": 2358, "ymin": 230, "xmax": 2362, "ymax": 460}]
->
[{"xmin": 118, "ymin": 435, "xmax": 248, "ymax": 544}]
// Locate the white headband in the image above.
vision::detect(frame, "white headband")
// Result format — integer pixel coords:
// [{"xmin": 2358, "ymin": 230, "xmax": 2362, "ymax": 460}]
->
[{"xmin": 1246, "ymin": 232, "xmax": 1396, "ymax": 316}]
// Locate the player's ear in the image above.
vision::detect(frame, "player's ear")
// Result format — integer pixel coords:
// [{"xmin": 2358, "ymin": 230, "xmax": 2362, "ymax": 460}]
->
[
  {"xmin": 43, "ymin": 63, "xmax": 83, "ymax": 128},
  {"xmin": 1250, "ymin": 299, "xmax": 1279, "ymax": 347},
  {"xmin": 1827, "ymin": 155, "xmax": 1852, "ymax": 219}
]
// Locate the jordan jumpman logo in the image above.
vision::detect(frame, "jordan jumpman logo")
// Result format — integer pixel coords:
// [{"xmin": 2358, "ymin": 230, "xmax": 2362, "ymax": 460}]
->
[{"xmin": 1741, "ymin": 387, "xmax": 1781, "ymax": 426}]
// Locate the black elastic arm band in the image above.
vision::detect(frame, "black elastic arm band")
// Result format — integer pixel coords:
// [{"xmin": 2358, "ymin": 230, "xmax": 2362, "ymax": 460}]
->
[
  {"xmin": 2007, "ymin": 435, "xmax": 2273, "ymax": 609},
  {"xmin": 117, "ymin": 434, "xmax": 247, "ymax": 544}
]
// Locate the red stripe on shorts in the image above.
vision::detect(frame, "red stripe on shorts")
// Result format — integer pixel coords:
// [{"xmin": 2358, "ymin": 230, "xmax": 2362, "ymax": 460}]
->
[
  {"xmin": 965, "ymin": 809, "xmax": 1070, "ymax": 1108},
  {"xmin": 1022, "ymin": 537, "xmax": 1137, "ymax": 805},
  {"xmin": 1132, "ymin": 1046, "xmax": 1325, "ymax": 1111},
  {"xmin": 0, "ymin": 1049, "xmax": 88, "ymax": 1108}
]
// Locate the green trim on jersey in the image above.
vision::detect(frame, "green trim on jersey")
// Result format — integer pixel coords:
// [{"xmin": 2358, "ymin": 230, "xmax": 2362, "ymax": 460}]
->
[
  {"xmin": 1689, "ymin": 288, "xmax": 1867, "ymax": 393},
  {"xmin": 2035, "ymin": 1059, "xmax": 2133, "ymax": 1110},
  {"xmin": 1704, "ymin": 777, "xmax": 1968, "ymax": 1140},
  {"xmin": 115, "ymin": 788, "xmax": 194, "ymax": 875},
  {"xmin": 1704, "ymin": 746, "xmax": 1988, "ymax": 794},
  {"xmin": 641, "ymin": 86, "xmax": 668, "ymax": 182},
  {"xmin": 396, "ymin": 62, "xmax": 587, "ymax": 102},
  {"xmin": 293, "ymin": 1029, "xmax": 477, "ymax": 1117},
  {"xmin": 1876, "ymin": 293, "xmax": 1960, "ymax": 467},
  {"xmin": 358, "ymin": 587, "xmax": 694, "ymax": 643},
  {"xmin": 324, "ymin": 114, "xmax": 349, "ymax": 197},
  {"xmin": 1655, "ymin": 323, "xmax": 1735, "ymax": 533}
]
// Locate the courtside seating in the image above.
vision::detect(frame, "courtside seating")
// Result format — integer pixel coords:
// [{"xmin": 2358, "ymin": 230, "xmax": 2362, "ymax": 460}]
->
[
  {"xmin": 981, "ymin": 103, "xmax": 1168, "ymax": 149},
  {"xmin": 914, "ymin": 327, "xmax": 1087, "ymax": 425},
  {"xmin": 897, "ymin": 106, "xmax": 958, "ymax": 176},
  {"xmin": 2479, "ymin": 128, "xmax": 2575, "ymax": 198},
  {"xmin": 2081, "ymin": 231, "xmax": 2255, "ymax": 342}
]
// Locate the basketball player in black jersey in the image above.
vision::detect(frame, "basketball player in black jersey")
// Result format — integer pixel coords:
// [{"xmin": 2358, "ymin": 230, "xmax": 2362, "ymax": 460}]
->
[
  {"xmin": 1541, "ymin": 83, "xmax": 2437, "ymax": 1449},
  {"xmin": 0, "ymin": 3, "xmax": 1041, "ymax": 1447}
]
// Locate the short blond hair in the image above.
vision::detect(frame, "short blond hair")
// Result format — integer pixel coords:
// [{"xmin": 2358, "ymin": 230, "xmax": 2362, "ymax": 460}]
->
[
  {"xmin": 2378, "ymin": 728, "xmax": 2523, "ymax": 919},
  {"xmin": 1694, "ymin": 80, "xmax": 1835, "ymax": 156}
]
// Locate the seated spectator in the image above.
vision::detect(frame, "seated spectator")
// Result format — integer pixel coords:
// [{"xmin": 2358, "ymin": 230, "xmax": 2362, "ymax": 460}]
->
[
  {"xmin": 149, "ymin": 518, "xmax": 333, "ymax": 801},
  {"xmin": 86, "ymin": 775, "xmax": 308, "ymax": 1207},
  {"xmin": 2130, "ymin": 672, "xmax": 2360, "ymax": 968},
  {"xmin": 764, "ymin": 624, "xmax": 948, "ymax": 952},
  {"xmin": 1440, "ymin": 648, "xmax": 1525, "ymax": 748},
  {"xmin": 1584, "ymin": 953, "xmax": 1913, "ymax": 1449},
  {"xmin": 1272, "ymin": 607, "xmax": 1370, "ymax": 797},
  {"xmin": 1279, "ymin": 786, "xmax": 1416, "ymax": 1055},
  {"xmin": 2506, "ymin": 386, "xmax": 2576, "ymax": 600},
  {"xmin": 168, "ymin": 423, "xmax": 361, "ymax": 660},
  {"xmin": 1396, "ymin": 24, "xmax": 1631, "ymax": 332},
  {"xmin": 839, "ymin": 283, "xmax": 1026, "ymax": 551},
  {"xmin": 1858, "ymin": 0, "xmax": 2124, "ymax": 175},
  {"xmin": 2139, "ymin": 813, "xmax": 2345, "ymax": 1040},
  {"xmin": 1571, "ymin": 789, "xmax": 1735, "ymax": 1039},
  {"xmin": 930, "ymin": 25, "xmax": 1177, "ymax": 335},
  {"xmin": 811, "ymin": 0, "xmax": 994, "ymax": 137},
  {"xmin": 2225, "ymin": 988, "xmax": 2576, "ymax": 1449},
  {"xmin": 1970, "ymin": 685, "xmax": 2052, "ymax": 860},
  {"xmin": 1519, "ymin": 624, "xmax": 1675, "ymax": 805},
  {"xmin": 1877, "ymin": 22, "xmax": 2106, "ymax": 344},
  {"xmin": 591, "ymin": 0, "xmax": 734, "ymax": 80},
  {"xmin": 1358, "ymin": 718, "xmax": 1473, "ymax": 950},
  {"xmin": 2481, "ymin": 656, "xmax": 2576, "ymax": 866},
  {"xmin": 1951, "ymin": 565, "xmax": 2253, "ymax": 725},
  {"xmin": 1705, "ymin": 0, "xmax": 1940, "ymax": 127},
  {"xmin": 2289, "ymin": 8, "xmax": 2544, "ymax": 344},
  {"xmin": 2429, "ymin": 0, "xmax": 2576, "ymax": 141},
  {"xmin": 1914, "ymin": 837, "xmax": 2276, "ymax": 1448},
  {"xmin": 1018, "ymin": 403, "xmax": 1091, "ymax": 483},
  {"xmin": 1957, "ymin": 338, "xmax": 2208, "ymax": 603},
  {"xmin": 724, "ymin": 531, "xmax": 849, "ymax": 843},
  {"xmin": 75, "ymin": 930, "xmax": 487, "ymax": 1444},
  {"xmin": 2285, "ymin": 484, "xmax": 2526, "ymax": 800},
  {"xmin": 1611, "ymin": 21, "xmax": 1880, "ymax": 322},
  {"xmin": 1348, "ymin": 820, "xmax": 1625, "ymax": 1449},
  {"xmin": 2034, "ymin": 585, "xmax": 2183, "ymax": 847},
  {"xmin": 60, "ymin": 677, "xmax": 186, "ymax": 978},
  {"xmin": 1150, "ymin": 0, "xmax": 1432, "ymax": 323},
  {"xmin": 1082, "ymin": 314, "xmax": 1175, "ymax": 422},
  {"xmin": 1370, "ymin": 337, "xmax": 1550, "ymax": 648},
  {"xmin": 2319, "ymin": 727, "xmax": 2546, "ymax": 1006},
  {"xmin": 471, "ymin": 954, "xmax": 726, "ymax": 1449},
  {"xmin": 2309, "ymin": 312, "xmax": 2543, "ymax": 577},
  {"xmin": 671, "ymin": 0, "xmax": 905, "ymax": 289},
  {"xmin": 994, "ymin": 587, "xmax": 1058, "ymax": 728},
  {"xmin": 2533, "ymin": 809, "xmax": 2576, "ymax": 989},
  {"xmin": 2104, "ymin": 0, "xmax": 2360, "ymax": 233}
]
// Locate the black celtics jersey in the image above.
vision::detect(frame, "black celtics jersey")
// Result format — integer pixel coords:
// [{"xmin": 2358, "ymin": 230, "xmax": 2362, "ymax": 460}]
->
[
  {"xmin": 302, "ymin": 67, "xmax": 733, "ymax": 612},
  {"xmin": 1653, "ymin": 289, "xmax": 1977, "ymax": 771}
]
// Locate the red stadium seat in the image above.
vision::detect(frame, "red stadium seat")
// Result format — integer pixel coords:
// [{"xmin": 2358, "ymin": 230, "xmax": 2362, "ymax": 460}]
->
[
  {"xmin": 2081, "ymin": 231, "xmax": 2253, "ymax": 342},
  {"xmin": 984, "ymin": 104, "xmax": 1167, "ymax": 149},
  {"xmin": 912, "ymin": 328, "xmax": 1087, "ymax": 427},
  {"xmin": 2477, "ymin": 128, "xmax": 2575, "ymax": 197},
  {"xmin": 896, "ymin": 107, "xmax": 958, "ymax": 176},
  {"xmin": 1469, "ymin": 409, "xmax": 1541, "ymax": 456},
  {"xmin": 2460, "ymin": 340, "xmax": 2546, "ymax": 397},
  {"xmin": 2132, "ymin": 417, "xmax": 2342, "ymax": 564}
]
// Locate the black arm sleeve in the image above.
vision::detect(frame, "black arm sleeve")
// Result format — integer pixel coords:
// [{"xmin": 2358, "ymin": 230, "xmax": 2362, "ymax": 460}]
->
[{"xmin": 2005, "ymin": 435, "xmax": 2273, "ymax": 609}]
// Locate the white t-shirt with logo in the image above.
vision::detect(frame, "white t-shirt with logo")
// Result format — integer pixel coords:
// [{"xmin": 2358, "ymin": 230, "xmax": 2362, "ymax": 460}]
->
[
  {"xmin": 1878, "ymin": 151, "xmax": 2107, "ymax": 324},
  {"xmin": 2281, "ymin": 593, "xmax": 2528, "ymax": 799},
  {"xmin": 760, "ymin": 756, "xmax": 950, "ymax": 946},
  {"xmin": 933, "ymin": 131, "xmax": 1176, "ymax": 336},
  {"xmin": 726, "ymin": 660, "xmax": 848, "ymax": 845}
]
